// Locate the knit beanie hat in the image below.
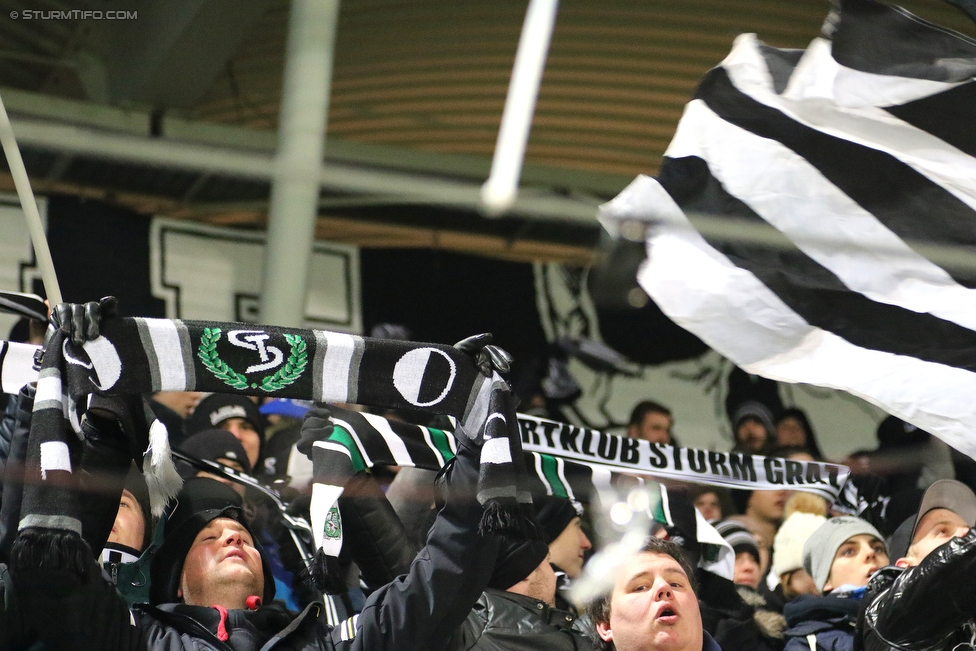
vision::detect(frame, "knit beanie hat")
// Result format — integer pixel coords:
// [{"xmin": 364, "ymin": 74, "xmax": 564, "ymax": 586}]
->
[
  {"xmin": 177, "ymin": 428, "xmax": 253, "ymax": 478},
  {"xmin": 150, "ymin": 478, "xmax": 275, "ymax": 605},
  {"xmin": 714, "ymin": 519, "xmax": 760, "ymax": 564},
  {"xmin": 773, "ymin": 511, "xmax": 827, "ymax": 578},
  {"xmin": 533, "ymin": 496, "xmax": 580, "ymax": 545},
  {"xmin": 732, "ymin": 401, "xmax": 776, "ymax": 441},
  {"xmin": 802, "ymin": 516, "xmax": 884, "ymax": 592},
  {"xmin": 488, "ymin": 534, "xmax": 550, "ymax": 590}
]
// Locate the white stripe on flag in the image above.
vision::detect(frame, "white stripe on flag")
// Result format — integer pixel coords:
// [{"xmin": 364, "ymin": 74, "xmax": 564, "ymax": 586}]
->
[
  {"xmin": 665, "ymin": 99, "xmax": 976, "ymax": 331},
  {"xmin": 363, "ymin": 413, "xmax": 414, "ymax": 467},
  {"xmin": 482, "ymin": 437, "xmax": 513, "ymax": 464},
  {"xmin": 318, "ymin": 332, "xmax": 357, "ymax": 403},
  {"xmin": 615, "ymin": 176, "xmax": 976, "ymax": 460},
  {"xmin": 40, "ymin": 440, "xmax": 71, "ymax": 479},
  {"xmin": 728, "ymin": 35, "xmax": 976, "ymax": 211},
  {"xmin": 144, "ymin": 318, "xmax": 187, "ymax": 391}
]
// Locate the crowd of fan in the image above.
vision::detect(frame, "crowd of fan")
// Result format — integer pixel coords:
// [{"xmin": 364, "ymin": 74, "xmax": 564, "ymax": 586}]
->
[{"xmin": 1, "ymin": 312, "xmax": 975, "ymax": 651}]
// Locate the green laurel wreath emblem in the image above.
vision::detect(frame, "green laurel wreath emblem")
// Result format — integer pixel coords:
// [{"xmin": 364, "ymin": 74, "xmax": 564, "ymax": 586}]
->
[{"xmin": 198, "ymin": 327, "xmax": 308, "ymax": 392}]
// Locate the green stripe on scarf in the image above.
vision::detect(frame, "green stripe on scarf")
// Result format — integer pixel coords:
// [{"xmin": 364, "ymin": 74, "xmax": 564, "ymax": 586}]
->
[
  {"xmin": 329, "ymin": 427, "xmax": 367, "ymax": 474},
  {"xmin": 540, "ymin": 454, "xmax": 569, "ymax": 499},
  {"xmin": 429, "ymin": 428, "xmax": 455, "ymax": 463}
]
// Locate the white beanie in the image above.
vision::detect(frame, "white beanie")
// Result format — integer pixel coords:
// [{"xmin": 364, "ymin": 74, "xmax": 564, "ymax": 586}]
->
[{"xmin": 772, "ymin": 511, "xmax": 827, "ymax": 578}]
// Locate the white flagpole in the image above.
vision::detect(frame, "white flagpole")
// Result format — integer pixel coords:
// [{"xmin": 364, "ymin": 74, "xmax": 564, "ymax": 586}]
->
[
  {"xmin": 480, "ymin": 0, "xmax": 559, "ymax": 216},
  {"xmin": 0, "ymin": 91, "xmax": 62, "ymax": 306}
]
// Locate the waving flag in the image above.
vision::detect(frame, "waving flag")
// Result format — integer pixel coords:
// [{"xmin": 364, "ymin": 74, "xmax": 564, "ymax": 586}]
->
[{"xmin": 600, "ymin": 0, "xmax": 976, "ymax": 459}]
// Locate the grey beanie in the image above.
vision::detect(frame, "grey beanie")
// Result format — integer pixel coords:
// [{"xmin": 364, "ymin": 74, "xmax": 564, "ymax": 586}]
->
[{"xmin": 803, "ymin": 516, "xmax": 884, "ymax": 592}]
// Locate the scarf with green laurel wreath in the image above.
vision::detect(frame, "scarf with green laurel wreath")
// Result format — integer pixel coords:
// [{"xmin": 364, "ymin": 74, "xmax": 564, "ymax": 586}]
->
[{"xmin": 6, "ymin": 316, "xmax": 533, "ymax": 586}]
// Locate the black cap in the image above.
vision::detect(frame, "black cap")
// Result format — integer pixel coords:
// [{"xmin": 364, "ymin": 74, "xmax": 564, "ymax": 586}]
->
[
  {"xmin": 187, "ymin": 394, "xmax": 265, "ymax": 464},
  {"xmin": 533, "ymin": 496, "xmax": 579, "ymax": 544},
  {"xmin": 177, "ymin": 428, "xmax": 252, "ymax": 477},
  {"xmin": 488, "ymin": 535, "xmax": 550, "ymax": 591},
  {"xmin": 188, "ymin": 394, "xmax": 265, "ymax": 439},
  {"xmin": 149, "ymin": 478, "xmax": 275, "ymax": 605}
]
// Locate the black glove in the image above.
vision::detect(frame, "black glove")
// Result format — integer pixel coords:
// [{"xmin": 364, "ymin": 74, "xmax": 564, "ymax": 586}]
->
[
  {"xmin": 452, "ymin": 333, "xmax": 514, "ymax": 377},
  {"xmin": 297, "ymin": 407, "xmax": 334, "ymax": 458},
  {"xmin": 50, "ymin": 296, "xmax": 118, "ymax": 346}
]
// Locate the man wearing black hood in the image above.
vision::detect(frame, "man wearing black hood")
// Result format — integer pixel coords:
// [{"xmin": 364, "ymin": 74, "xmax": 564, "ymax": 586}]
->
[{"xmin": 6, "ymin": 406, "xmax": 502, "ymax": 651}]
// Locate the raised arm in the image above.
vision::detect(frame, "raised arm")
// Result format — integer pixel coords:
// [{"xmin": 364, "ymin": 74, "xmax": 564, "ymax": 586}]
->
[{"xmin": 350, "ymin": 438, "xmax": 499, "ymax": 651}]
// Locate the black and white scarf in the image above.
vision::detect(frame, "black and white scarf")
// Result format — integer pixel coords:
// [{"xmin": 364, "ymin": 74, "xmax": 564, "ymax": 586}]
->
[{"xmin": 9, "ymin": 317, "xmax": 532, "ymax": 580}]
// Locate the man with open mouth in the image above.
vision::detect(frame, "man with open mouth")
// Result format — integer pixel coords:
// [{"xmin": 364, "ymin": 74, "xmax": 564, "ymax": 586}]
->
[{"xmin": 589, "ymin": 536, "xmax": 721, "ymax": 651}]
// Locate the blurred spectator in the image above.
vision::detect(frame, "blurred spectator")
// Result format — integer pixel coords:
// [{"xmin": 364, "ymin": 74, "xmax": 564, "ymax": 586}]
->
[
  {"xmin": 688, "ymin": 485, "xmax": 735, "ymax": 524},
  {"xmin": 730, "ymin": 401, "xmax": 776, "ymax": 455},
  {"xmin": 847, "ymin": 415, "xmax": 954, "ymax": 494},
  {"xmin": 772, "ymin": 512, "xmax": 826, "ymax": 602},
  {"xmin": 775, "ymin": 408, "xmax": 825, "ymax": 460},
  {"xmin": 626, "ymin": 400, "xmax": 675, "ymax": 444},
  {"xmin": 176, "ymin": 428, "xmax": 252, "ymax": 498},
  {"xmin": 186, "ymin": 393, "xmax": 266, "ymax": 470}
]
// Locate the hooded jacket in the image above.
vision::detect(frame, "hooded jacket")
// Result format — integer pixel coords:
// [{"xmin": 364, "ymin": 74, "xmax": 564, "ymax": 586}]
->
[
  {"xmin": 783, "ymin": 593, "xmax": 860, "ymax": 651},
  {"xmin": 859, "ymin": 527, "xmax": 976, "ymax": 651}
]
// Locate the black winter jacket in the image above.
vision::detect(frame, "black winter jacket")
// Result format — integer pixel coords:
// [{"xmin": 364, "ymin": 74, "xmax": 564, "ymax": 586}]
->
[
  {"xmin": 860, "ymin": 528, "xmax": 976, "ymax": 651},
  {"xmin": 450, "ymin": 589, "xmax": 589, "ymax": 651},
  {"xmin": 8, "ymin": 440, "xmax": 499, "ymax": 651}
]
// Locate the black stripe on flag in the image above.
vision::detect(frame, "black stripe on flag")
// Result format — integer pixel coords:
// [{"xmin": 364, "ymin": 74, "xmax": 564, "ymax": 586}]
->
[
  {"xmin": 885, "ymin": 82, "xmax": 976, "ymax": 159},
  {"xmin": 660, "ymin": 155, "xmax": 976, "ymax": 371},
  {"xmin": 696, "ymin": 67, "xmax": 976, "ymax": 285}
]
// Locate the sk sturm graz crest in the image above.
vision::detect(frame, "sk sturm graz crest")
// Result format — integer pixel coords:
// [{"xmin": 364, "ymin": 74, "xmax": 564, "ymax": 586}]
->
[
  {"xmin": 324, "ymin": 505, "xmax": 341, "ymax": 540},
  {"xmin": 198, "ymin": 327, "xmax": 308, "ymax": 392}
]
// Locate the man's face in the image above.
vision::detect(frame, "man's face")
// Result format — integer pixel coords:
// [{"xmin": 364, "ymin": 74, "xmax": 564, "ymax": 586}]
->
[
  {"xmin": 219, "ymin": 418, "xmax": 261, "ymax": 468},
  {"xmin": 904, "ymin": 508, "xmax": 970, "ymax": 566},
  {"xmin": 735, "ymin": 418, "xmax": 769, "ymax": 452},
  {"xmin": 747, "ymin": 489, "xmax": 789, "ymax": 524},
  {"xmin": 637, "ymin": 412, "xmax": 673, "ymax": 444},
  {"xmin": 823, "ymin": 534, "xmax": 888, "ymax": 592},
  {"xmin": 776, "ymin": 416, "xmax": 807, "ymax": 448},
  {"xmin": 179, "ymin": 517, "xmax": 264, "ymax": 607},
  {"xmin": 596, "ymin": 552, "xmax": 703, "ymax": 651},
  {"xmin": 548, "ymin": 516, "xmax": 592, "ymax": 578},
  {"xmin": 107, "ymin": 489, "xmax": 146, "ymax": 551}
]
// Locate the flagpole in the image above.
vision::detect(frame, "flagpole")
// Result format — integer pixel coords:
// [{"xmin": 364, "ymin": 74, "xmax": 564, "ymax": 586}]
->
[
  {"xmin": 480, "ymin": 0, "xmax": 559, "ymax": 216},
  {"xmin": 0, "ymin": 91, "xmax": 62, "ymax": 306}
]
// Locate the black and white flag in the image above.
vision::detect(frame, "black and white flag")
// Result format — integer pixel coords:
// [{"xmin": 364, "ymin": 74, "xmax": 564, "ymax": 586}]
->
[{"xmin": 601, "ymin": 0, "xmax": 976, "ymax": 459}]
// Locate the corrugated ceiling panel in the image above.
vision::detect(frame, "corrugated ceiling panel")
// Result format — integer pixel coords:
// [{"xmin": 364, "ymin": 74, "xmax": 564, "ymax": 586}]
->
[{"xmin": 193, "ymin": 0, "xmax": 975, "ymax": 180}]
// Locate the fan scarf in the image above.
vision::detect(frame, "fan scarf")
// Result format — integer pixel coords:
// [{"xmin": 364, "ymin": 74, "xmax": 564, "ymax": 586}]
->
[
  {"xmin": 6, "ymin": 317, "xmax": 533, "ymax": 582},
  {"xmin": 317, "ymin": 407, "xmax": 849, "ymax": 503}
]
